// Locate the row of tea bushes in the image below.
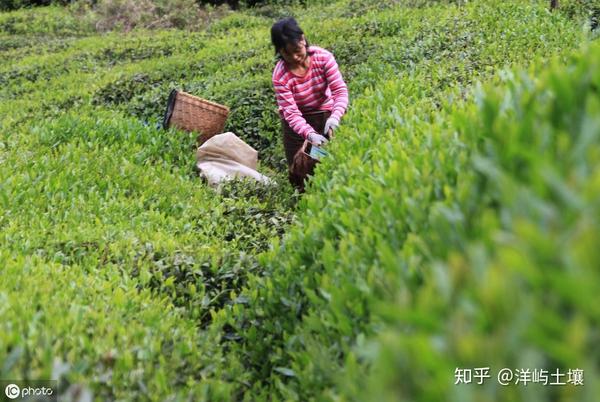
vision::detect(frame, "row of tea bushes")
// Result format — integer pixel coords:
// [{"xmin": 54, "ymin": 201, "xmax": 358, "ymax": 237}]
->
[
  {"xmin": 1, "ymin": 1, "xmax": 585, "ymax": 170},
  {"xmin": 206, "ymin": 7, "xmax": 597, "ymax": 402},
  {"xmin": 0, "ymin": 109, "xmax": 296, "ymax": 399},
  {"xmin": 346, "ymin": 39, "xmax": 600, "ymax": 402},
  {"xmin": 218, "ymin": 39, "xmax": 600, "ymax": 402},
  {"xmin": 0, "ymin": 0, "xmax": 593, "ymax": 399}
]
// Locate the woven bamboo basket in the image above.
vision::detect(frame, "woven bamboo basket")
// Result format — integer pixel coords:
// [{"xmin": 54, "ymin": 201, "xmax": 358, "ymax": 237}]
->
[{"xmin": 163, "ymin": 90, "xmax": 230, "ymax": 144}]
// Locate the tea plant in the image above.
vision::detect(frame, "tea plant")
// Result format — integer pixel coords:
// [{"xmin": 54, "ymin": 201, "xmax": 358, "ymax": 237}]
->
[{"xmin": 0, "ymin": 0, "xmax": 595, "ymax": 400}]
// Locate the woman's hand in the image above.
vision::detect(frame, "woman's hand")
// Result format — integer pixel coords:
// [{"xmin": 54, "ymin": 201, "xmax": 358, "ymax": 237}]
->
[
  {"xmin": 323, "ymin": 117, "xmax": 339, "ymax": 137},
  {"xmin": 308, "ymin": 133, "xmax": 328, "ymax": 146}
]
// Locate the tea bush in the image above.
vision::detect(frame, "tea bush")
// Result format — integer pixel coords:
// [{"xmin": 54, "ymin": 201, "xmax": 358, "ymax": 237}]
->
[
  {"xmin": 0, "ymin": 0, "xmax": 595, "ymax": 400},
  {"xmin": 0, "ymin": 0, "xmax": 64, "ymax": 12},
  {"xmin": 561, "ymin": 0, "xmax": 600, "ymax": 30},
  {"xmin": 201, "ymin": 2, "xmax": 597, "ymax": 400},
  {"xmin": 0, "ymin": 5, "xmax": 93, "ymax": 35},
  {"xmin": 216, "ymin": 41, "xmax": 600, "ymax": 401},
  {"xmin": 349, "ymin": 39, "xmax": 600, "ymax": 402},
  {"xmin": 0, "ymin": 106, "xmax": 295, "ymax": 398}
]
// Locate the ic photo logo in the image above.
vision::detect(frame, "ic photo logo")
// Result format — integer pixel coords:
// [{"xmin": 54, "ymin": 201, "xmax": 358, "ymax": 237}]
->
[
  {"xmin": 4, "ymin": 384, "xmax": 20, "ymax": 399},
  {"xmin": 1, "ymin": 381, "xmax": 56, "ymax": 401}
]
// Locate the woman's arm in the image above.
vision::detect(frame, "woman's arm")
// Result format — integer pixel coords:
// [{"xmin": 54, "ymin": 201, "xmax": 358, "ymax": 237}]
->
[
  {"xmin": 323, "ymin": 53, "xmax": 348, "ymax": 121},
  {"xmin": 273, "ymin": 78, "xmax": 318, "ymax": 139}
]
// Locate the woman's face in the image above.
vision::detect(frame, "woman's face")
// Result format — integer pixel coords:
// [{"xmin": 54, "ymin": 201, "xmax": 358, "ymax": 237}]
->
[{"xmin": 280, "ymin": 36, "xmax": 308, "ymax": 67}]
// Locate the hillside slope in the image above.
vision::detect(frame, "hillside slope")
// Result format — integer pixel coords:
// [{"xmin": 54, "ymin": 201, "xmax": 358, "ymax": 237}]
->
[{"xmin": 0, "ymin": 0, "xmax": 595, "ymax": 400}]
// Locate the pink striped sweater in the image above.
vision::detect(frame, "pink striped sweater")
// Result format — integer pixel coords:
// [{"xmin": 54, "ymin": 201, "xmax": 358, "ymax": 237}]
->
[{"xmin": 272, "ymin": 46, "xmax": 349, "ymax": 139}]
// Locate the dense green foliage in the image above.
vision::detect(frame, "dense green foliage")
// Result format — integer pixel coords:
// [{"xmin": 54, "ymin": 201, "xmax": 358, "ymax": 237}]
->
[
  {"xmin": 232, "ymin": 40, "xmax": 600, "ymax": 402},
  {"xmin": 355, "ymin": 40, "xmax": 600, "ymax": 402},
  {"xmin": 561, "ymin": 0, "xmax": 600, "ymax": 30},
  {"xmin": 209, "ymin": 5, "xmax": 599, "ymax": 400},
  {"xmin": 0, "ymin": 0, "xmax": 57, "ymax": 12},
  {"xmin": 1, "ymin": 0, "xmax": 597, "ymax": 400},
  {"xmin": 0, "ymin": 0, "xmax": 326, "ymax": 14},
  {"xmin": 1, "ymin": 5, "xmax": 297, "ymax": 399}
]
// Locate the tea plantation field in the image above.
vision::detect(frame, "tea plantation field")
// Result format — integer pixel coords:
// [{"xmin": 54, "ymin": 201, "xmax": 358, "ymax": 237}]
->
[{"xmin": 1, "ymin": 0, "xmax": 598, "ymax": 400}]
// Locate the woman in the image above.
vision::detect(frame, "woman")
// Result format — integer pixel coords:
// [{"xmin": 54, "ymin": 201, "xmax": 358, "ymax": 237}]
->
[{"xmin": 270, "ymin": 17, "xmax": 348, "ymax": 188}]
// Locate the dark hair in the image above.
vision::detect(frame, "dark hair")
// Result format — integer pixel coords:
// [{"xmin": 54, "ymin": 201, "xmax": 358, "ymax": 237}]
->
[{"xmin": 270, "ymin": 17, "xmax": 312, "ymax": 59}]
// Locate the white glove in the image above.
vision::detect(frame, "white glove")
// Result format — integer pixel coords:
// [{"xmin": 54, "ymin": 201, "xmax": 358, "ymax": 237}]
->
[
  {"xmin": 323, "ymin": 117, "xmax": 339, "ymax": 136},
  {"xmin": 308, "ymin": 132, "xmax": 328, "ymax": 146}
]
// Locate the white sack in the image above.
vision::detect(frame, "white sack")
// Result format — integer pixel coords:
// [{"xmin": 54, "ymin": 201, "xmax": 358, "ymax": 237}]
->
[{"xmin": 196, "ymin": 132, "xmax": 271, "ymax": 187}]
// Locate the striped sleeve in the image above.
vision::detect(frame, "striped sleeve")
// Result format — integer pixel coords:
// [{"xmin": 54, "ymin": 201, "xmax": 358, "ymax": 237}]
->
[
  {"xmin": 322, "ymin": 52, "xmax": 348, "ymax": 121},
  {"xmin": 272, "ymin": 77, "xmax": 317, "ymax": 139}
]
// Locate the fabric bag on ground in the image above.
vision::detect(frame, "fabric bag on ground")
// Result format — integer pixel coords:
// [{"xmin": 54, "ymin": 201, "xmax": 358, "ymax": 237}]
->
[{"xmin": 195, "ymin": 132, "xmax": 271, "ymax": 187}]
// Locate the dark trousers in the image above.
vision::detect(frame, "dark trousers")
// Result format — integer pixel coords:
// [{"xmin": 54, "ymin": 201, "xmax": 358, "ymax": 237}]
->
[
  {"xmin": 281, "ymin": 110, "xmax": 331, "ymax": 166},
  {"xmin": 281, "ymin": 110, "xmax": 331, "ymax": 191}
]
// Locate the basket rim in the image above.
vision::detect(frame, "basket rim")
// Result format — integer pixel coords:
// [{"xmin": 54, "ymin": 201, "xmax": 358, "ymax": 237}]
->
[{"xmin": 176, "ymin": 90, "xmax": 230, "ymax": 113}]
